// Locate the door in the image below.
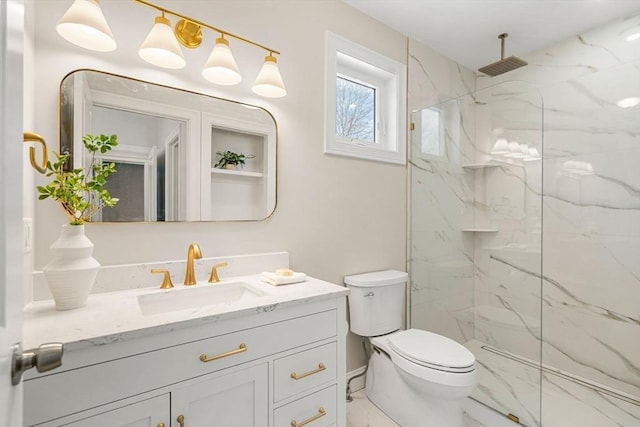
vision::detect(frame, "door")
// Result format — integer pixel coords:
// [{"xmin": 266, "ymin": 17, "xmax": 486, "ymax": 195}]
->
[
  {"xmin": 172, "ymin": 363, "xmax": 268, "ymax": 427},
  {"xmin": 65, "ymin": 394, "xmax": 170, "ymax": 427},
  {"xmin": 0, "ymin": 0, "xmax": 25, "ymax": 425}
]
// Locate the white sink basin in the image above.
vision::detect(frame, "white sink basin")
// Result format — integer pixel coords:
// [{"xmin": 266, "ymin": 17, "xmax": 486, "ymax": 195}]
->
[{"xmin": 138, "ymin": 282, "xmax": 268, "ymax": 316}]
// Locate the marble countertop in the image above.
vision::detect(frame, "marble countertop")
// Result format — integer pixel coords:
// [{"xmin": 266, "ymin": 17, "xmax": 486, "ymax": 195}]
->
[{"xmin": 23, "ymin": 274, "xmax": 349, "ymax": 350}]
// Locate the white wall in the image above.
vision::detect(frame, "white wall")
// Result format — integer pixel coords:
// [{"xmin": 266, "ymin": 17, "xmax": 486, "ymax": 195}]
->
[{"xmin": 28, "ymin": 0, "xmax": 408, "ymax": 372}]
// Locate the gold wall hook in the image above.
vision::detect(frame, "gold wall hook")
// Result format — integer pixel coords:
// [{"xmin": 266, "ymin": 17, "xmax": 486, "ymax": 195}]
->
[
  {"xmin": 208, "ymin": 261, "xmax": 228, "ymax": 283},
  {"xmin": 151, "ymin": 269, "xmax": 174, "ymax": 289},
  {"xmin": 23, "ymin": 131, "xmax": 48, "ymax": 174}
]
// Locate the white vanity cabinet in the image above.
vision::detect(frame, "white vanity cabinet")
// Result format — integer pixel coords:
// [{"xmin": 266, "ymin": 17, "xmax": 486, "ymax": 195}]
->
[
  {"xmin": 23, "ymin": 296, "xmax": 347, "ymax": 427},
  {"xmin": 64, "ymin": 395, "xmax": 170, "ymax": 427}
]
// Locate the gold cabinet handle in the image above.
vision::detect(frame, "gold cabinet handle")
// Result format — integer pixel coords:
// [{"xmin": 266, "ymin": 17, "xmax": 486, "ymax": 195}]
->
[
  {"xmin": 157, "ymin": 424, "xmax": 165, "ymax": 427},
  {"xmin": 176, "ymin": 415, "xmax": 185, "ymax": 427},
  {"xmin": 290, "ymin": 363, "xmax": 326, "ymax": 380},
  {"xmin": 291, "ymin": 407, "xmax": 326, "ymax": 427},
  {"xmin": 200, "ymin": 343, "xmax": 246, "ymax": 363},
  {"xmin": 23, "ymin": 131, "xmax": 48, "ymax": 174}
]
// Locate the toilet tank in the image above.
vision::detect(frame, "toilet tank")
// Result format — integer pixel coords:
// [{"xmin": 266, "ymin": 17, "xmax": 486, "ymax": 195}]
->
[{"xmin": 344, "ymin": 270, "xmax": 409, "ymax": 337}]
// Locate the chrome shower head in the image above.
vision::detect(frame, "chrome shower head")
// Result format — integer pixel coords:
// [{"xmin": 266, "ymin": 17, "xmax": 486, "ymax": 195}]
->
[{"xmin": 478, "ymin": 33, "xmax": 528, "ymax": 76}]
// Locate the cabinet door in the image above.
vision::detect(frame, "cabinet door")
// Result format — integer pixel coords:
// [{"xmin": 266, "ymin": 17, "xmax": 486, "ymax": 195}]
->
[
  {"xmin": 64, "ymin": 394, "xmax": 169, "ymax": 427},
  {"xmin": 172, "ymin": 363, "xmax": 268, "ymax": 427}
]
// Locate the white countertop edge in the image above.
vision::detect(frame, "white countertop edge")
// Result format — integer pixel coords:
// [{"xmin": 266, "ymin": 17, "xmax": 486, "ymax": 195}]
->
[{"xmin": 23, "ymin": 275, "xmax": 349, "ymax": 350}]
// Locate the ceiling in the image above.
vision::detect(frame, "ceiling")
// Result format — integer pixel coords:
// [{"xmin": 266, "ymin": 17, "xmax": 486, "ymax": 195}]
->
[{"xmin": 342, "ymin": 0, "xmax": 640, "ymax": 71}]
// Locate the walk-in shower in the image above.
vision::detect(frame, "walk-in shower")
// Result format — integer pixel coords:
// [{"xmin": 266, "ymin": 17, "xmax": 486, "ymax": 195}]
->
[{"xmin": 408, "ymin": 12, "xmax": 640, "ymax": 427}]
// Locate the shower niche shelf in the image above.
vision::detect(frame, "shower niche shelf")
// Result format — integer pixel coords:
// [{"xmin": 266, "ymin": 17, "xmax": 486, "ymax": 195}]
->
[
  {"xmin": 462, "ymin": 228, "xmax": 499, "ymax": 233},
  {"xmin": 462, "ymin": 162, "xmax": 499, "ymax": 169}
]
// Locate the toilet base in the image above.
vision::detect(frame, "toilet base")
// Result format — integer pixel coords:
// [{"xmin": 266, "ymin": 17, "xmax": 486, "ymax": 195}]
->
[{"xmin": 366, "ymin": 347, "xmax": 466, "ymax": 427}]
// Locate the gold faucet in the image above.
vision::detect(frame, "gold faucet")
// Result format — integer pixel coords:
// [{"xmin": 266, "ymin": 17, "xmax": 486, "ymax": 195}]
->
[
  {"xmin": 208, "ymin": 262, "xmax": 229, "ymax": 283},
  {"xmin": 184, "ymin": 243, "xmax": 202, "ymax": 285}
]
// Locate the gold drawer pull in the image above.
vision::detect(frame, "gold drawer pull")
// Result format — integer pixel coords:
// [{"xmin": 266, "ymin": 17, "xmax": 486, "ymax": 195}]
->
[
  {"xmin": 290, "ymin": 363, "xmax": 326, "ymax": 380},
  {"xmin": 200, "ymin": 343, "xmax": 246, "ymax": 363},
  {"xmin": 291, "ymin": 407, "xmax": 326, "ymax": 427},
  {"xmin": 177, "ymin": 414, "xmax": 185, "ymax": 427}
]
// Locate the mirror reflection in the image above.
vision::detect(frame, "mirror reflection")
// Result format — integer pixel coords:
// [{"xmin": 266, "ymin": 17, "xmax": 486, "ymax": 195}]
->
[{"xmin": 60, "ymin": 70, "xmax": 277, "ymax": 222}]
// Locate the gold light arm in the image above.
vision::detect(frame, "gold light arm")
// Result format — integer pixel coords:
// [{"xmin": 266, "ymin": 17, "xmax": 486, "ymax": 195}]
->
[
  {"xmin": 290, "ymin": 363, "xmax": 326, "ymax": 380},
  {"xmin": 132, "ymin": 0, "xmax": 280, "ymax": 55},
  {"xmin": 290, "ymin": 407, "xmax": 326, "ymax": 427},
  {"xmin": 199, "ymin": 343, "xmax": 246, "ymax": 363},
  {"xmin": 23, "ymin": 131, "xmax": 48, "ymax": 174}
]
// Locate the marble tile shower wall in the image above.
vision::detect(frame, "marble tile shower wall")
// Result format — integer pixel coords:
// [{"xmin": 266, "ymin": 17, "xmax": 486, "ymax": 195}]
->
[
  {"xmin": 408, "ymin": 40, "xmax": 477, "ymax": 344},
  {"xmin": 409, "ymin": 12, "xmax": 640, "ymax": 426},
  {"xmin": 481, "ymin": 13, "xmax": 640, "ymax": 408}
]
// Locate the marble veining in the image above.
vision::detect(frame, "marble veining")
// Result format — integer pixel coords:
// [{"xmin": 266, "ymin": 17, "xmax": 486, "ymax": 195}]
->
[
  {"xmin": 410, "ymin": 12, "xmax": 639, "ymax": 427},
  {"xmin": 22, "ymin": 273, "xmax": 348, "ymax": 351}
]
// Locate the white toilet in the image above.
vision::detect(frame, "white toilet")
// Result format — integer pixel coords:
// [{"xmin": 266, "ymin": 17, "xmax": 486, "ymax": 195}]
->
[{"xmin": 345, "ymin": 270, "xmax": 477, "ymax": 427}]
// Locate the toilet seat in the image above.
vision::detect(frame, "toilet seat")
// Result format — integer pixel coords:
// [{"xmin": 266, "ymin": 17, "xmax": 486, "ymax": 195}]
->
[{"xmin": 388, "ymin": 329, "xmax": 475, "ymax": 373}]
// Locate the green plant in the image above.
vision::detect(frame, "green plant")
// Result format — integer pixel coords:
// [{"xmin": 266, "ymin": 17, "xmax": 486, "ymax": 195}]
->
[
  {"xmin": 37, "ymin": 134, "xmax": 119, "ymax": 225},
  {"xmin": 214, "ymin": 150, "xmax": 255, "ymax": 169}
]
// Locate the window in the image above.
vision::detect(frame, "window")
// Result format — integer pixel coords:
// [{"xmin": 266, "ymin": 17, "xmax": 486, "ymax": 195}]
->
[
  {"xmin": 325, "ymin": 32, "xmax": 407, "ymax": 164},
  {"xmin": 336, "ymin": 76, "xmax": 376, "ymax": 143}
]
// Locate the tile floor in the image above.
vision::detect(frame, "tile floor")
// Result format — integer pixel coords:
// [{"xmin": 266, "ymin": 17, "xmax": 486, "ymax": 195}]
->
[{"xmin": 346, "ymin": 389, "xmax": 518, "ymax": 427}]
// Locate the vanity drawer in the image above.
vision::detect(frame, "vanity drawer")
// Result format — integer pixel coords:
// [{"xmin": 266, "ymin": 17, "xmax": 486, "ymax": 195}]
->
[
  {"xmin": 274, "ymin": 385, "xmax": 337, "ymax": 427},
  {"xmin": 25, "ymin": 310, "xmax": 336, "ymax": 426},
  {"xmin": 274, "ymin": 342, "xmax": 337, "ymax": 402}
]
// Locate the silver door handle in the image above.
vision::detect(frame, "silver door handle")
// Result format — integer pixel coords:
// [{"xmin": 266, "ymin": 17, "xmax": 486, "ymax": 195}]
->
[{"xmin": 11, "ymin": 342, "xmax": 63, "ymax": 385}]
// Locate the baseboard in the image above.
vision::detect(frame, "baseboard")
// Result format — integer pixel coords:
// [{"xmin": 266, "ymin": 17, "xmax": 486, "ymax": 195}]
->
[{"xmin": 346, "ymin": 365, "xmax": 367, "ymax": 392}]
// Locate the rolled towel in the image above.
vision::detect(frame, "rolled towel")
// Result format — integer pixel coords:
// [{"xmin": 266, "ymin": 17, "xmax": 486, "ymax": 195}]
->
[{"xmin": 261, "ymin": 271, "xmax": 307, "ymax": 286}]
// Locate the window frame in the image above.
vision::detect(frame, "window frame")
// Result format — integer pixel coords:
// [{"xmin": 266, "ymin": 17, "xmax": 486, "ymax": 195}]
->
[{"xmin": 325, "ymin": 32, "xmax": 407, "ymax": 165}]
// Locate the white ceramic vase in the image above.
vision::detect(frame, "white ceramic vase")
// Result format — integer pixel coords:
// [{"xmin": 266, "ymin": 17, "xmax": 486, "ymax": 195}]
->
[{"xmin": 43, "ymin": 224, "xmax": 100, "ymax": 310}]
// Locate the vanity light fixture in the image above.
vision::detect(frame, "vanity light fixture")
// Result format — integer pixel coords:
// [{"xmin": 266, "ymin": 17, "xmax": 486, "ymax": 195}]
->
[
  {"xmin": 56, "ymin": 0, "xmax": 117, "ymax": 52},
  {"xmin": 252, "ymin": 54, "xmax": 287, "ymax": 98},
  {"xmin": 490, "ymin": 137, "xmax": 510, "ymax": 154},
  {"xmin": 138, "ymin": 13, "xmax": 186, "ymax": 69},
  {"xmin": 523, "ymin": 147, "xmax": 541, "ymax": 162},
  {"xmin": 202, "ymin": 36, "xmax": 242, "ymax": 86},
  {"xmin": 134, "ymin": 0, "xmax": 286, "ymax": 96},
  {"xmin": 56, "ymin": 0, "xmax": 287, "ymax": 97}
]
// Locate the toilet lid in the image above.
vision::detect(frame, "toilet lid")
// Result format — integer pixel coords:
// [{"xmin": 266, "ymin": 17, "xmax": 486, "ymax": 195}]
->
[{"xmin": 388, "ymin": 329, "xmax": 475, "ymax": 373}]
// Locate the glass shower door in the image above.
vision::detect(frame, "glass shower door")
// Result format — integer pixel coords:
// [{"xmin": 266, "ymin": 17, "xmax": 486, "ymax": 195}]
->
[{"xmin": 409, "ymin": 81, "xmax": 544, "ymax": 426}]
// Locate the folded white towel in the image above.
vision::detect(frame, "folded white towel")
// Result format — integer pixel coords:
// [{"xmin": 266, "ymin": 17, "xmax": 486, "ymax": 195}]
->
[{"xmin": 260, "ymin": 271, "xmax": 307, "ymax": 286}]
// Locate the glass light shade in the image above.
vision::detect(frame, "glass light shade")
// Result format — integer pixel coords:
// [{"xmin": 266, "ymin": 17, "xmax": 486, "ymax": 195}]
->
[
  {"xmin": 138, "ymin": 16, "xmax": 186, "ymax": 69},
  {"xmin": 56, "ymin": 0, "xmax": 116, "ymax": 52},
  {"xmin": 202, "ymin": 38, "xmax": 242, "ymax": 86},
  {"xmin": 504, "ymin": 141, "xmax": 522, "ymax": 157},
  {"xmin": 491, "ymin": 138, "xmax": 510, "ymax": 154},
  {"xmin": 252, "ymin": 55, "xmax": 287, "ymax": 98},
  {"xmin": 523, "ymin": 147, "xmax": 541, "ymax": 161}
]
